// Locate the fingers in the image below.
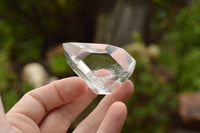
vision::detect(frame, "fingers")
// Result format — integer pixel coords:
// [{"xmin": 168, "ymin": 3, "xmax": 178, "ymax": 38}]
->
[
  {"xmin": 0, "ymin": 96, "xmax": 14, "ymax": 133},
  {"xmin": 39, "ymin": 88, "xmax": 97, "ymax": 133},
  {"xmin": 7, "ymin": 77, "xmax": 88, "ymax": 125},
  {"xmin": 73, "ymin": 80, "xmax": 134, "ymax": 133},
  {"xmin": 97, "ymin": 102, "xmax": 127, "ymax": 133}
]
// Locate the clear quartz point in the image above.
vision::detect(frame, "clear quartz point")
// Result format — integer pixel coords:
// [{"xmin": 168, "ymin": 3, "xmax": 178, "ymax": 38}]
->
[{"xmin": 63, "ymin": 42, "xmax": 136, "ymax": 94}]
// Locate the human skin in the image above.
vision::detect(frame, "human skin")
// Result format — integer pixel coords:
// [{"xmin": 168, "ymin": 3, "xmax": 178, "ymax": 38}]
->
[{"xmin": 0, "ymin": 77, "xmax": 134, "ymax": 133}]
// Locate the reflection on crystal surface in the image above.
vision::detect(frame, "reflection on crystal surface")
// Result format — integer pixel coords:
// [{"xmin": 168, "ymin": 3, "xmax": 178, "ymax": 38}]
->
[{"xmin": 63, "ymin": 42, "xmax": 136, "ymax": 94}]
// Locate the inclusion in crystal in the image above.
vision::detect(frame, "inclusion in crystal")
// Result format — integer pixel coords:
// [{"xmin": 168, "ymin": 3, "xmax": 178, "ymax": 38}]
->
[{"xmin": 63, "ymin": 42, "xmax": 136, "ymax": 94}]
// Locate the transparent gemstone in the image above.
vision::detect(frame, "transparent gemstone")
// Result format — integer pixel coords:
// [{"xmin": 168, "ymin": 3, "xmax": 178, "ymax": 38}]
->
[{"xmin": 63, "ymin": 42, "xmax": 136, "ymax": 94}]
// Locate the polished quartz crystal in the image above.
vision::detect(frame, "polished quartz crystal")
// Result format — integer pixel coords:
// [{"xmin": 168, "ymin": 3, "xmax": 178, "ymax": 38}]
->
[{"xmin": 63, "ymin": 42, "xmax": 136, "ymax": 94}]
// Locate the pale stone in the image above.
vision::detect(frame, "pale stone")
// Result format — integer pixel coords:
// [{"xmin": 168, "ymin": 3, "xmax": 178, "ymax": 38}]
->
[{"xmin": 22, "ymin": 63, "xmax": 48, "ymax": 88}]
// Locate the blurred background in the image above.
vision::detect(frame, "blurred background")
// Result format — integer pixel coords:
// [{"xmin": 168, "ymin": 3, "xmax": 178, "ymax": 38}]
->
[{"xmin": 0, "ymin": 0, "xmax": 200, "ymax": 132}]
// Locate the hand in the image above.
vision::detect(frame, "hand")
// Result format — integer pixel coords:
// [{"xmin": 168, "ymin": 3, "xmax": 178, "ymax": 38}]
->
[{"xmin": 0, "ymin": 77, "xmax": 134, "ymax": 133}]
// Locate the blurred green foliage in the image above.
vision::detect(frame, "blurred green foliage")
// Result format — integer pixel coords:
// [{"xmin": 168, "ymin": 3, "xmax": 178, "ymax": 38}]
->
[
  {"xmin": 0, "ymin": 0, "xmax": 78, "ymax": 111},
  {"xmin": 0, "ymin": 20, "xmax": 20, "ymax": 112},
  {"xmin": 168, "ymin": 2, "xmax": 200, "ymax": 55},
  {"xmin": 48, "ymin": 54, "xmax": 75, "ymax": 77},
  {"xmin": 167, "ymin": 1, "xmax": 200, "ymax": 93},
  {"xmin": 122, "ymin": 1, "xmax": 200, "ymax": 132},
  {"xmin": 178, "ymin": 48, "xmax": 200, "ymax": 92},
  {"xmin": 123, "ymin": 39, "xmax": 176, "ymax": 133}
]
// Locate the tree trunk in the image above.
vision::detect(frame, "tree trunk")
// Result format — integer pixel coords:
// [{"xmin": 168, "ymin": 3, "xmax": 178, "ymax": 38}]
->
[{"xmin": 94, "ymin": 0, "xmax": 147, "ymax": 46}]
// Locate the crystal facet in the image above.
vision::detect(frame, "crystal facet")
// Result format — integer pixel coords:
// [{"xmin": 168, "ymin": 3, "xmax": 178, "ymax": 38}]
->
[{"xmin": 63, "ymin": 42, "xmax": 136, "ymax": 94}]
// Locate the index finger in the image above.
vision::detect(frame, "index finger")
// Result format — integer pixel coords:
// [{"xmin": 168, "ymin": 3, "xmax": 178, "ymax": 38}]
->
[{"xmin": 7, "ymin": 77, "xmax": 88, "ymax": 124}]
